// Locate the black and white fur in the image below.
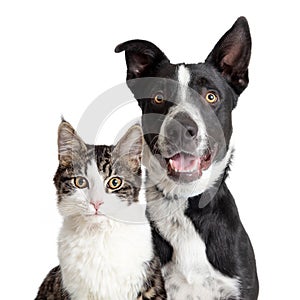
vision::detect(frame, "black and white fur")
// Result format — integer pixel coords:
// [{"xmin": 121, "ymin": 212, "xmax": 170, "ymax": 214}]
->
[
  {"xmin": 116, "ymin": 17, "xmax": 259, "ymax": 300},
  {"xmin": 35, "ymin": 121, "xmax": 166, "ymax": 300}
]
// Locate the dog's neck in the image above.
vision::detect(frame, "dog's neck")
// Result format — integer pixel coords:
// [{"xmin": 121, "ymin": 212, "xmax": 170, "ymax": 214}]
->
[{"xmin": 147, "ymin": 172, "xmax": 226, "ymax": 209}]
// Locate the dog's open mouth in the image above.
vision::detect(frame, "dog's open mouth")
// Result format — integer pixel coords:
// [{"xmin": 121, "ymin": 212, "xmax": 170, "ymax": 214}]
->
[{"xmin": 165, "ymin": 150, "xmax": 212, "ymax": 182}]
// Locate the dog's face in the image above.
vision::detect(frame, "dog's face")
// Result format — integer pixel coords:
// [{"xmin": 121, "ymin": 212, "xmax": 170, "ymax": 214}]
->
[{"xmin": 115, "ymin": 17, "xmax": 251, "ymax": 198}]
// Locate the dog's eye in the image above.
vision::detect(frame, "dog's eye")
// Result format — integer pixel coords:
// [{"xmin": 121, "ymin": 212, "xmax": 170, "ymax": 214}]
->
[
  {"xmin": 154, "ymin": 93, "xmax": 165, "ymax": 104},
  {"xmin": 74, "ymin": 176, "xmax": 89, "ymax": 189},
  {"xmin": 107, "ymin": 176, "xmax": 123, "ymax": 190},
  {"xmin": 205, "ymin": 91, "xmax": 218, "ymax": 104}
]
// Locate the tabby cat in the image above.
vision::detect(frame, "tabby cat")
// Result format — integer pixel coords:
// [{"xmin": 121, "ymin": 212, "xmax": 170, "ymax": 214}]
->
[{"xmin": 35, "ymin": 121, "xmax": 166, "ymax": 300}]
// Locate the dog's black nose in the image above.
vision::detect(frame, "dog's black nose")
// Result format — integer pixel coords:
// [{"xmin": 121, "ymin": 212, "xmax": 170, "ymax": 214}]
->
[{"xmin": 165, "ymin": 112, "xmax": 198, "ymax": 145}]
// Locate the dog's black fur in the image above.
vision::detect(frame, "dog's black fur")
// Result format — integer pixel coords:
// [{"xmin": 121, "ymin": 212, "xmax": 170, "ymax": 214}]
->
[{"xmin": 116, "ymin": 17, "xmax": 258, "ymax": 300}]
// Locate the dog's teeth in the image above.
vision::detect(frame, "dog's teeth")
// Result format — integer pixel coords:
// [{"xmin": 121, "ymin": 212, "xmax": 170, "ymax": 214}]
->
[{"xmin": 169, "ymin": 159, "xmax": 176, "ymax": 171}]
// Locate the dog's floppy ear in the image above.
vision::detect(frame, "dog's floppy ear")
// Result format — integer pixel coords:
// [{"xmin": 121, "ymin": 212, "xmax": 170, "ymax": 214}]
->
[
  {"xmin": 205, "ymin": 17, "xmax": 251, "ymax": 95},
  {"xmin": 115, "ymin": 40, "xmax": 169, "ymax": 79}
]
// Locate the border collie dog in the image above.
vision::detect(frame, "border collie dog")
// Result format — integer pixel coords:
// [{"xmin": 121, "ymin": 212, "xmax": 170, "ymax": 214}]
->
[{"xmin": 116, "ymin": 17, "xmax": 259, "ymax": 300}]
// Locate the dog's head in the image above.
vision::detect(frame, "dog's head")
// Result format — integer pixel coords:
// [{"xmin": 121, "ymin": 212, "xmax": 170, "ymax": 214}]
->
[{"xmin": 115, "ymin": 17, "xmax": 251, "ymax": 199}]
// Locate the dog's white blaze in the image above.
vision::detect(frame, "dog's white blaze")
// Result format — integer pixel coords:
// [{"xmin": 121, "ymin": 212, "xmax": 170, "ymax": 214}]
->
[
  {"xmin": 178, "ymin": 66, "xmax": 208, "ymax": 144},
  {"xmin": 58, "ymin": 161, "xmax": 153, "ymax": 300},
  {"xmin": 177, "ymin": 64, "xmax": 191, "ymax": 99}
]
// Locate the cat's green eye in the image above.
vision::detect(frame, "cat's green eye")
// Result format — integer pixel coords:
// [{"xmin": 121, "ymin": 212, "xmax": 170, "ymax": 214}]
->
[
  {"xmin": 74, "ymin": 176, "xmax": 89, "ymax": 189},
  {"xmin": 107, "ymin": 176, "xmax": 123, "ymax": 190}
]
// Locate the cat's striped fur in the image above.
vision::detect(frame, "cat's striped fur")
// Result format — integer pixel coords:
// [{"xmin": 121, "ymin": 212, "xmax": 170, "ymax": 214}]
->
[{"xmin": 35, "ymin": 121, "xmax": 166, "ymax": 300}]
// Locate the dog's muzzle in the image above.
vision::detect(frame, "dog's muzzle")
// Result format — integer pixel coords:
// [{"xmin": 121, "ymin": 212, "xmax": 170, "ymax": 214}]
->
[{"xmin": 158, "ymin": 112, "xmax": 215, "ymax": 183}]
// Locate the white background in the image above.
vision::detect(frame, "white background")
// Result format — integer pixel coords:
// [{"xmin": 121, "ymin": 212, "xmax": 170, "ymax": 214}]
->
[{"xmin": 1, "ymin": 1, "xmax": 299, "ymax": 299}]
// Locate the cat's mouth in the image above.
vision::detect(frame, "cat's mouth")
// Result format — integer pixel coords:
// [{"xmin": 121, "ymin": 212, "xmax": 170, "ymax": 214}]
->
[
  {"xmin": 84, "ymin": 212, "xmax": 106, "ymax": 224},
  {"xmin": 85, "ymin": 212, "xmax": 105, "ymax": 217}
]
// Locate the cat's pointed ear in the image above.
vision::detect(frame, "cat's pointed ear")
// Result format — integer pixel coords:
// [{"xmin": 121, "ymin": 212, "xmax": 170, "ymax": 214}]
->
[
  {"xmin": 205, "ymin": 17, "xmax": 251, "ymax": 95},
  {"xmin": 57, "ymin": 120, "xmax": 87, "ymax": 166},
  {"xmin": 112, "ymin": 125, "xmax": 143, "ymax": 173},
  {"xmin": 115, "ymin": 39, "xmax": 169, "ymax": 80}
]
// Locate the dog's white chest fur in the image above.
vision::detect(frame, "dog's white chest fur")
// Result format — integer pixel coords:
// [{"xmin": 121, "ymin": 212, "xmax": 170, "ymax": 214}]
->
[
  {"xmin": 58, "ymin": 218, "xmax": 153, "ymax": 300},
  {"xmin": 148, "ymin": 197, "xmax": 240, "ymax": 300}
]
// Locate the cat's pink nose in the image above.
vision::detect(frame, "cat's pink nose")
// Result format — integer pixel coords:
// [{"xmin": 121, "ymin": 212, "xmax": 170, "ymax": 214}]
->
[{"xmin": 90, "ymin": 201, "xmax": 103, "ymax": 211}]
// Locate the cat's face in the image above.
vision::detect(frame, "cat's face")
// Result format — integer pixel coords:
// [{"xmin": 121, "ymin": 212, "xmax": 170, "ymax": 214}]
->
[{"xmin": 54, "ymin": 121, "xmax": 143, "ymax": 223}]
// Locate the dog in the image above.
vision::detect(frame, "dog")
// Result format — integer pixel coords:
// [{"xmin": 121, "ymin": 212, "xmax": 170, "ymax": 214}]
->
[{"xmin": 115, "ymin": 16, "xmax": 259, "ymax": 300}]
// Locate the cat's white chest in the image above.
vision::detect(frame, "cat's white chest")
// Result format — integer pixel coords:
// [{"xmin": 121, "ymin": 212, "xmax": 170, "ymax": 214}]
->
[
  {"xmin": 58, "ymin": 218, "xmax": 153, "ymax": 300},
  {"xmin": 148, "ymin": 198, "xmax": 240, "ymax": 300}
]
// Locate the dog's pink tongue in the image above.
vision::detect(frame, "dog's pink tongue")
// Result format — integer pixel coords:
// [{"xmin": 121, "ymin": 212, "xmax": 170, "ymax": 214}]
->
[{"xmin": 170, "ymin": 153, "xmax": 198, "ymax": 171}]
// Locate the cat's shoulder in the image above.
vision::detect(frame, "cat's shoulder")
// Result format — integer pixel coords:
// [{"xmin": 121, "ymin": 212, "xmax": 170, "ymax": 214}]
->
[{"xmin": 35, "ymin": 266, "xmax": 70, "ymax": 300}]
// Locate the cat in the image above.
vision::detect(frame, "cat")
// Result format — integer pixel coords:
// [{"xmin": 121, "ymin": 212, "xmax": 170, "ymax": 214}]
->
[{"xmin": 35, "ymin": 120, "xmax": 166, "ymax": 300}]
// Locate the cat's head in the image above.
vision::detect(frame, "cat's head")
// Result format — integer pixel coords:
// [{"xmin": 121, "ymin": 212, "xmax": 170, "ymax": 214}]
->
[{"xmin": 54, "ymin": 120, "xmax": 143, "ymax": 223}]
